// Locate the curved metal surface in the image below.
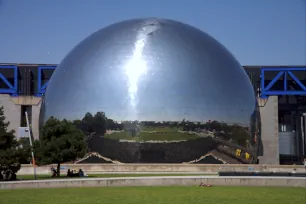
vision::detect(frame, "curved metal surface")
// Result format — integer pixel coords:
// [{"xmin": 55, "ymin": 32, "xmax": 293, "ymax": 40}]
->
[{"xmin": 40, "ymin": 18, "xmax": 260, "ymax": 164}]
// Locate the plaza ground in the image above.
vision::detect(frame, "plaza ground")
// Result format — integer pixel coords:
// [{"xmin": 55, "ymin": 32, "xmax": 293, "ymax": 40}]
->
[{"xmin": 1, "ymin": 186, "xmax": 304, "ymax": 204}]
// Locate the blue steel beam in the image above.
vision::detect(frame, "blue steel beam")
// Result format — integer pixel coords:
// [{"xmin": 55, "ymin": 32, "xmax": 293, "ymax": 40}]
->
[
  {"xmin": 0, "ymin": 65, "xmax": 18, "ymax": 96},
  {"xmin": 36, "ymin": 66, "xmax": 56, "ymax": 96},
  {"xmin": 260, "ymin": 67, "xmax": 306, "ymax": 98}
]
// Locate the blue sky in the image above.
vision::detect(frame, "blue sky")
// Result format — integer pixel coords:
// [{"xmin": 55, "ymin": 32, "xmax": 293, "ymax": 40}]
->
[{"xmin": 0, "ymin": 0, "xmax": 305, "ymax": 66}]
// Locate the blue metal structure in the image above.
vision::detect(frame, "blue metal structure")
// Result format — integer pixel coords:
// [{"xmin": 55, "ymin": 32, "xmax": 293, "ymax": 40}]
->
[
  {"xmin": 36, "ymin": 66, "xmax": 57, "ymax": 96},
  {"xmin": 0, "ymin": 65, "xmax": 18, "ymax": 96},
  {"xmin": 1, "ymin": 64, "xmax": 306, "ymax": 98},
  {"xmin": 260, "ymin": 67, "xmax": 306, "ymax": 98}
]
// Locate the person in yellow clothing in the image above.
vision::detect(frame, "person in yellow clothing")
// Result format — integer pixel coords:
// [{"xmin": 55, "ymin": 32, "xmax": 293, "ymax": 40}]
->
[
  {"xmin": 245, "ymin": 152, "xmax": 250, "ymax": 160},
  {"xmin": 236, "ymin": 149, "xmax": 241, "ymax": 157}
]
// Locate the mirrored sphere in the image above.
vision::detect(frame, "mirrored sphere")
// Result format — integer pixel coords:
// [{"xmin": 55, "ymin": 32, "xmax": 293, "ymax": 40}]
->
[{"xmin": 40, "ymin": 18, "xmax": 260, "ymax": 164}]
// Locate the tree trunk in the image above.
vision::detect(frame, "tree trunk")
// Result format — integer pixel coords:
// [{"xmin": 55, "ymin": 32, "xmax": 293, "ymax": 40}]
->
[{"xmin": 56, "ymin": 163, "xmax": 61, "ymax": 177}]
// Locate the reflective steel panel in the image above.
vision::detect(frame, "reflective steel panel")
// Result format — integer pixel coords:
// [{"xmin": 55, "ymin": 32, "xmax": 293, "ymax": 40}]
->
[{"xmin": 40, "ymin": 18, "xmax": 261, "ymax": 164}]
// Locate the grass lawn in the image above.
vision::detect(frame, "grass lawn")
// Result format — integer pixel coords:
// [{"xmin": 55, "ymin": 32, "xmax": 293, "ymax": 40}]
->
[
  {"xmin": 104, "ymin": 127, "xmax": 200, "ymax": 141},
  {"xmin": 1, "ymin": 186, "xmax": 304, "ymax": 204},
  {"xmin": 17, "ymin": 173, "xmax": 215, "ymax": 180},
  {"xmin": 141, "ymin": 127, "xmax": 179, "ymax": 132},
  {"xmin": 104, "ymin": 132, "xmax": 200, "ymax": 141}
]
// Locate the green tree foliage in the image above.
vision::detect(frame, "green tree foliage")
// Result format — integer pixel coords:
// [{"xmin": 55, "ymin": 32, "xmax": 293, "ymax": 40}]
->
[
  {"xmin": 37, "ymin": 117, "xmax": 87, "ymax": 176},
  {"xmin": 0, "ymin": 106, "xmax": 28, "ymax": 181},
  {"xmin": 93, "ymin": 112, "xmax": 107, "ymax": 134},
  {"xmin": 74, "ymin": 111, "xmax": 252, "ymax": 147},
  {"xmin": 75, "ymin": 112, "xmax": 123, "ymax": 135}
]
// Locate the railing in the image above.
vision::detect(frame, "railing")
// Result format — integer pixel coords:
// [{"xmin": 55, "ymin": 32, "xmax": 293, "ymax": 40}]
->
[
  {"xmin": 0, "ymin": 65, "xmax": 18, "ymax": 96},
  {"xmin": 36, "ymin": 66, "xmax": 57, "ymax": 96},
  {"xmin": 260, "ymin": 67, "xmax": 306, "ymax": 98},
  {"xmin": 0, "ymin": 65, "xmax": 56, "ymax": 96}
]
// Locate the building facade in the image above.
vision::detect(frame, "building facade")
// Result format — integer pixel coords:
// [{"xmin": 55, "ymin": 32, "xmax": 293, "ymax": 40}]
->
[{"xmin": 1, "ymin": 64, "xmax": 306, "ymax": 165}]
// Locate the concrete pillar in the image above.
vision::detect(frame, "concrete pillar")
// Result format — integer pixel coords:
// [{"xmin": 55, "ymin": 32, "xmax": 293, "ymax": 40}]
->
[
  {"xmin": 0, "ymin": 95, "xmax": 41, "ymax": 140},
  {"xmin": 0, "ymin": 94, "xmax": 21, "ymax": 134},
  {"xmin": 303, "ymin": 114, "xmax": 306, "ymax": 158},
  {"xmin": 258, "ymin": 96, "xmax": 279, "ymax": 164},
  {"xmin": 31, "ymin": 102, "xmax": 41, "ymax": 140},
  {"xmin": 10, "ymin": 96, "xmax": 42, "ymax": 140}
]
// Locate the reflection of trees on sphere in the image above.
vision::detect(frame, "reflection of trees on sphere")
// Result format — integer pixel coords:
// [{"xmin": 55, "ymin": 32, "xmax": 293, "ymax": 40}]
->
[
  {"xmin": 69, "ymin": 111, "xmax": 251, "ymax": 148},
  {"xmin": 73, "ymin": 112, "xmax": 124, "ymax": 135},
  {"xmin": 40, "ymin": 110, "xmax": 259, "ymax": 164}
]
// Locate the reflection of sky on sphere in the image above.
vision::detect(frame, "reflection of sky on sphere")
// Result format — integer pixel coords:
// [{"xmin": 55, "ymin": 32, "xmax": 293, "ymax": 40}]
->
[
  {"xmin": 43, "ymin": 18, "xmax": 256, "ymax": 127},
  {"xmin": 50, "ymin": 103, "xmax": 253, "ymax": 125}
]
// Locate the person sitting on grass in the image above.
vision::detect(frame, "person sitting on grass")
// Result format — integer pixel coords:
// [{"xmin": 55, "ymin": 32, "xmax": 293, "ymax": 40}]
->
[
  {"xmin": 66, "ymin": 169, "xmax": 87, "ymax": 177},
  {"xmin": 50, "ymin": 166, "xmax": 57, "ymax": 177},
  {"xmin": 67, "ymin": 169, "xmax": 72, "ymax": 177},
  {"xmin": 67, "ymin": 169, "xmax": 77, "ymax": 177},
  {"xmin": 73, "ymin": 169, "xmax": 78, "ymax": 177},
  {"xmin": 199, "ymin": 182, "xmax": 212, "ymax": 187},
  {"xmin": 78, "ymin": 169, "xmax": 84, "ymax": 177}
]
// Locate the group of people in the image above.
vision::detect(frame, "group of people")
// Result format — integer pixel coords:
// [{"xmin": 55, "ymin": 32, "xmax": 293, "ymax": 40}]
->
[
  {"xmin": 50, "ymin": 166, "xmax": 87, "ymax": 177},
  {"xmin": 67, "ymin": 169, "xmax": 87, "ymax": 177}
]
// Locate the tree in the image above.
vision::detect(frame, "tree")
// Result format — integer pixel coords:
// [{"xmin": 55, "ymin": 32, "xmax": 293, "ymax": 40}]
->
[
  {"xmin": 37, "ymin": 117, "xmax": 87, "ymax": 177},
  {"xmin": 76, "ymin": 111, "xmax": 123, "ymax": 135},
  {"xmin": 80, "ymin": 112, "xmax": 95, "ymax": 133},
  {"xmin": 0, "ymin": 106, "xmax": 28, "ymax": 181},
  {"xmin": 231, "ymin": 126, "xmax": 249, "ymax": 147},
  {"xmin": 93, "ymin": 112, "xmax": 107, "ymax": 134}
]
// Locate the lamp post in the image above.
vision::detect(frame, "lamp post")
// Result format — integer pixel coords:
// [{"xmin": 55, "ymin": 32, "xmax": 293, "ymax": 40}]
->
[{"xmin": 25, "ymin": 111, "xmax": 37, "ymax": 180}]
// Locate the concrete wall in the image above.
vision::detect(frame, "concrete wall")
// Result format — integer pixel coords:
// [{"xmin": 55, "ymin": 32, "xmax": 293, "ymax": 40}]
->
[
  {"xmin": 0, "ymin": 94, "xmax": 21, "ymax": 134},
  {"xmin": 18, "ymin": 163, "xmax": 306, "ymax": 175},
  {"xmin": 31, "ymin": 102, "xmax": 41, "ymax": 140},
  {"xmin": 258, "ymin": 96, "xmax": 279, "ymax": 165},
  {"xmin": 1, "ymin": 176, "xmax": 305, "ymax": 189},
  {"xmin": 0, "ymin": 94, "xmax": 41, "ymax": 139}
]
